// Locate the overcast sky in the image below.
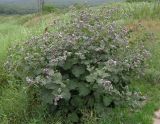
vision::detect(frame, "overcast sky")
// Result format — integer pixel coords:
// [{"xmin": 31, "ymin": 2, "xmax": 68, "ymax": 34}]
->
[{"xmin": 0, "ymin": 0, "xmax": 122, "ymax": 6}]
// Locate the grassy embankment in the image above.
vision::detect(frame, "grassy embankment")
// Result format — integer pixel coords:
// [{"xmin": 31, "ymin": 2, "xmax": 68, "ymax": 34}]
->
[
  {"xmin": 0, "ymin": 2, "xmax": 160, "ymax": 124},
  {"xmin": 0, "ymin": 12, "xmax": 71, "ymax": 123}
]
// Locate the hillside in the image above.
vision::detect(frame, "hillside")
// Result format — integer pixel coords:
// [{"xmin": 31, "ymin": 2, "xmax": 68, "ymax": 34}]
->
[{"xmin": 0, "ymin": 2, "xmax": 160, "ymax": 124}]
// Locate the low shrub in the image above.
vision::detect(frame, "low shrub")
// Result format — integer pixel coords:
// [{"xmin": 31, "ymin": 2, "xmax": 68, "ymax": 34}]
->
[{"xmin": 6, "ymin": 8, "xmax": 150, "ymax": 123}]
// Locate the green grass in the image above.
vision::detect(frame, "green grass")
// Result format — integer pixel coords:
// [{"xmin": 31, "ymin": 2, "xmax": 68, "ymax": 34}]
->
[
  {"xmin": 98, "ymin": 82, "xmax": 160, "ymax": 124},
  {"xmin": 0, "ymin": 14, "xmax": 49, "ymax": 123},
  {"xmin": 98, "ymin": 3, "xmax": 160, "ymax": 123},
  {"xmin": 0, "ymin": 14, "xmax": 44, "ymax": 60},
  {"xmin": 83, "ymin": 17, "xmax": 160, "ymax": 124},
  {"xmin": 0, "ymin": 84, "xmax": 28, "ymax": 123},
  {"xmin": 126, "ymin": 0, "xmax": 156, "ymax": 2},
  {"xmin": 123, "ymin": 2, "xmax": 160, "ymax": 19},
  {"xmin": 107, "ymin": 2, "xmax": 160, "ymax": 20},
  {"xmin": 0, "ymin": 12, "xmax": 71, "ymax": 123},
  {"xmin": 0, "ymin": 2, "xmax": 160, "ymax": 124},
  {"xmin": 74, "ymin": 82, "xmax": 160, "ymax": 124},
  {"xmin": 0, "ymin": 13, "xmax": 71, "ymax": 61}
]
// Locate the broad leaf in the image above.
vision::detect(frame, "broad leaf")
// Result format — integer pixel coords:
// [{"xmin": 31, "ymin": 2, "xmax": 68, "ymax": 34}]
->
[
  {"xmin": 66, "ymin": 79, "xmax": 78, "ymax": 90},
  {"xmin": 61, "ymin": 88, "xmax": 71, "ymax": 100},
  {"xmin": 41, "ymin": 89, "xmax": 53, "ymax": 104},
  {"xmin": 103, "ymin": 96, "xmax": 112, "ymax": 107},
  {"xmin": 68, "ymin": 112, "xmax": 79, "ymax": 123},
  {"xmin": 63, "ymin": 58, "xmax": 78, "ymax": 70},
  {"xmin": 71, "ymin": 65, "xmax": 85, "ymax": 78},
  {"xmin": 78, "ymin": 84, "xmax": 90, "ymax": 96}
]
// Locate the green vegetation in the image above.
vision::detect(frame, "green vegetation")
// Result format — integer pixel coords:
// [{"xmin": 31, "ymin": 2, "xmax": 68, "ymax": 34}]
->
[
  {"xmin": 7, "ymin": 7, "xmax": 150, "ymax": 123},
  {"xmin": 126, "ymin": 0, "xmax": 156, "ymax": 2},
  {"xmin": 42, "ymin": 4, "xmax": 58, "ymax": 13},
  {"xmin": 0, "ymin": 2, "xmax": 160, "ymax": 124},
  {"xmin": 0, "ymin": 3, "xmax": 38, "ymax": 14}
]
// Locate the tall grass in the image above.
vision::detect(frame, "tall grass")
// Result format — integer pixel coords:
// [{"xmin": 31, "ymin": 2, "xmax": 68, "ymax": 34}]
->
[
  {"xmin": 124, "ymin": 2, "xmax": 160, "ymax": 19},
  {"xmin": 126, "ymin": 0, "xmax": 156, "ymax": 2},
  {"xmin": 0, "ymin": 12, "xmax": 71, "ymax": 124},
  {"xmin": 0, "ymin": 13, "xmax": 66, "ymax": 60}
]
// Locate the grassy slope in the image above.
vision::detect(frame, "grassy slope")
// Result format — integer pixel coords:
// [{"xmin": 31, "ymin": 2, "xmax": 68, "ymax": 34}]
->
[
  {"xmin": 0, "ymin": 14, "xmax": 49, "ymax": 124},
  {"xmin": 0, "ymin": 2, "xmax": 160, "ymax": 124},
  {"xmin": 97, "ymin": 3, "xmax": 160, "ymax": 123},
  {"xmin": 84, "ymin": 18, "xmax": 160, "ymax": 124},
  {"xmin": 0, "ymin": 13, "xmax": 71, "ymax": 124},
  {"xmin": 0, "ymin": 14, "xmax": 60, "ymax": 60}
]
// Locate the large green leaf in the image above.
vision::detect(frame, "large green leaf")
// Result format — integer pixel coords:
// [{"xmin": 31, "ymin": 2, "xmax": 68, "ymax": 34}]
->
[
  {"xmin": 78, "ymin": 84, "xmax": 90, "ymax": 96},
  {"xmin": 63, "ymin": 58, "xmax": 78, "ymax": 70},
  {"xmin": 66, "ymin": 79, "xmax": 78, "ymax": 90},
  {"xmin": 68, "ymin": 112, "xmax": 79, "ymax": 123},
  {"xmin": 45, "ymin": 82, "xmax": 60, "ymax": 90},
  {"xmin": 70, "ymin": 96, "xmax": 84, "ymax": 107},
  {"xmin": 94, "ymin": 103, "xmax": 105, "ymax": 114},
  {"xmin": 103, "ymin": 96, "xmax": 112, "ymax": 107},
  {"xmin": 44, "ymin": 73, "xmax": 64, "ymax": 89},
  {"xmin": 41, "ymin": 89, "xmax": 53, "ymax": 104},
  {"xmin": 71, "ymin": 65, "xmax": 85, "ymax": 78},
  {"xmin": 53, "ymin": 73, "xmax": 62, "ymax": 81},
  {"xmin": 61, "ymin": 88, "xmax": 71, "ymax": 100},
  {"xmin": 86, "ymin": 74, "xmax": 96, "ymax": 83}
]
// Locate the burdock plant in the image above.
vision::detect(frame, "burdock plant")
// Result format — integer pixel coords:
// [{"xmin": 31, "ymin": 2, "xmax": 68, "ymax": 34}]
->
[{"xmin": 6, "ymin": 8, "xmax": 150, "ymax": 123}]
